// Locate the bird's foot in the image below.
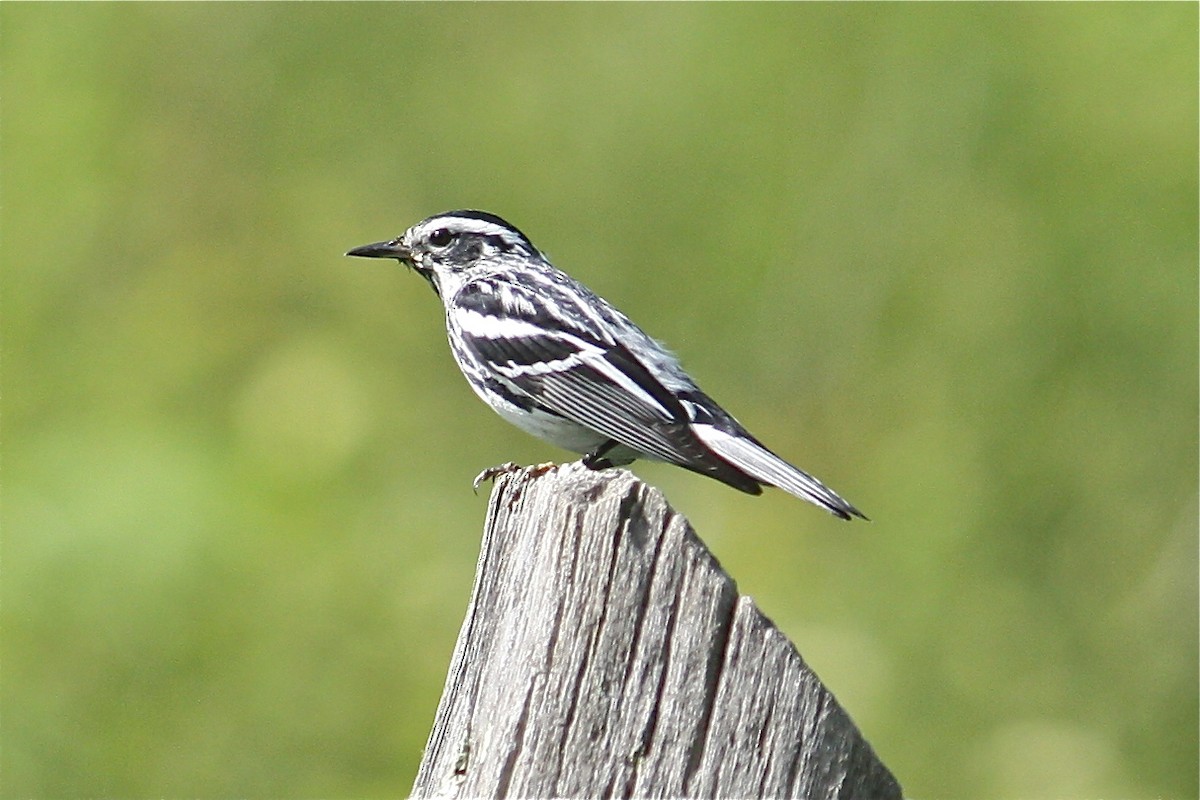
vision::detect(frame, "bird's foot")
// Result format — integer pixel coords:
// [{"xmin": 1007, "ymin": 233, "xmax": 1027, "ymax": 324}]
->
[
  {"xmin": 473, "ymin": 462, "xmax": 519, "ymax": 493},
  {"xmin": 582, "ymin": 439, "xmax": 618, "ymax": 470},
  {"xmin": 582, "ymin": 455, "xmax": 615, "ymax": 470},
  {"xmin": 472, "ymin": 461, "xmax": 559, "ymax": 493}
]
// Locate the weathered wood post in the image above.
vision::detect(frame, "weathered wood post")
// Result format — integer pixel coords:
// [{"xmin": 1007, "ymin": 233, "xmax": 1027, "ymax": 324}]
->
[{"xmin": 411, "ymin": 462, "xmax": 901, "ymax": 799}]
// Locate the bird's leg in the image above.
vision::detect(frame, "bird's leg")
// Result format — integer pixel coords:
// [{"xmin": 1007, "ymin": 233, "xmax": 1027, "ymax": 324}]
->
[{"xmin": 582, "ymin": 439, "xmax": 619, "ymax": 470}]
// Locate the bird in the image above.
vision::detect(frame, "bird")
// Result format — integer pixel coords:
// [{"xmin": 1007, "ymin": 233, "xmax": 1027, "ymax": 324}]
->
[{"xmin": 347, "ymin": 210, "xmax": 865, "ymax": 520}]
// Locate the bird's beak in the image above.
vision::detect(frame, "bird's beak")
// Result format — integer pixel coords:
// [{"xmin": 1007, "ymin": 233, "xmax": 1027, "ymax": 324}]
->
[{"xmin": 346, "ymin": 239, "xmax": 411, "ymax": 262}]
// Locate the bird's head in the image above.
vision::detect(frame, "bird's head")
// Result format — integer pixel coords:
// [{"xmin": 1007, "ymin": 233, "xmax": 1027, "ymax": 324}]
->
[{"xmin": 347, "ymin": 210, "xmax": 540, "ymax": 298}]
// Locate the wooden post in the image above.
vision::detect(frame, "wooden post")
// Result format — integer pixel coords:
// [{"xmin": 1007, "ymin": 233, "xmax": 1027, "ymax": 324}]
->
[{"xmin": 411, "ymin": 462, "xmax": 902, "ymax": 799}]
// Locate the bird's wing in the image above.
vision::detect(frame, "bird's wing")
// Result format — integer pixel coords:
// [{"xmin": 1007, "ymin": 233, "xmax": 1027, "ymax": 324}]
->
[{"xmin": 453, "ymin": 280, "xmax": 713, "ymax": 466}]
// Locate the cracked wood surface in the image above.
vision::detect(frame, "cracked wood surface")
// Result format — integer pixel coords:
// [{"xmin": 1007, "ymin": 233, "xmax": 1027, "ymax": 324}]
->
[{"xmin": 410, "ymin": 462, "xmax": 901, "ymax": 799}]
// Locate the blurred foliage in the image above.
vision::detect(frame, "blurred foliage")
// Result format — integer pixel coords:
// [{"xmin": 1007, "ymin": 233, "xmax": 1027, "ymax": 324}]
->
[{"xmin": 2, "ymin": 4, "xmax": 1195, "ymax": 798}]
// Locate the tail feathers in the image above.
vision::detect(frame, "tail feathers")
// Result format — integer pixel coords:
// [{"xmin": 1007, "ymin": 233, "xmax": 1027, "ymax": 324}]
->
[{"xmin": 693, "ymin": 425, "xmax": 866, "ymax": 521}]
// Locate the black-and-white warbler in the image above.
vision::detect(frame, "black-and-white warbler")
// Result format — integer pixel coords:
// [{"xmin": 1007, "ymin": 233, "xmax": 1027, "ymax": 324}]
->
[{"xmin": 347, "ymin": 210, "xmax": 864, "ymax": 520}]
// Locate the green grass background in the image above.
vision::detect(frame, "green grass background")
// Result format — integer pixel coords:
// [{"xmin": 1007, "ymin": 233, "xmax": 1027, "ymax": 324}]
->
[{"xmin": 3, "ymin": 4, "xmax": 1196, "ymax": 797}]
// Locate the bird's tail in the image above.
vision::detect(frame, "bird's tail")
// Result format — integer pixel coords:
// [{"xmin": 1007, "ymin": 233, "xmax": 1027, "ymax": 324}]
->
[{"xmin": 693, "ymin": 426, "xmax": 866, "ymax": 520}]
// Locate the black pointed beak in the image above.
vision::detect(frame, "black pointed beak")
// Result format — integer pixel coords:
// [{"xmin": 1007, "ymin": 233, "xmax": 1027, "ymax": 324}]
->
[{"xmin": 346, "ymin": 239, "xmax": 410, "ymax": 261}]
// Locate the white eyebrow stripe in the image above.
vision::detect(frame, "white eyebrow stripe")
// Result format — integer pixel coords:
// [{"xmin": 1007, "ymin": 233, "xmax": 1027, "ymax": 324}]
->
[{"xmin": 419, "ymin": 217, "xmax": 526, "ymax": 247}]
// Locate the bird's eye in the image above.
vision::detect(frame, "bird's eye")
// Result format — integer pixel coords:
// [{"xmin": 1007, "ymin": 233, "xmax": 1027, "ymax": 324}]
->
[{"xmin": 429, "ymin": 228, "xmax": 454, "ymax": 247}]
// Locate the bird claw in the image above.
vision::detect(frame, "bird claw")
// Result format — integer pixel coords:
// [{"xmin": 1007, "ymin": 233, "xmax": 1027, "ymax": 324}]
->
[
  {"xmin": 472, "ymin": 462, "xmax": 561, "ymax": 494},
  {"xmin": 473, "ymin": 462, "xmax": 519, "ymax": 493}
]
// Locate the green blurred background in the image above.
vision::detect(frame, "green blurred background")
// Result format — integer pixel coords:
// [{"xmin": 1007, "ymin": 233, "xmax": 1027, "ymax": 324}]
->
[{"xmin": 3, "ymin": 4, "xmax": 1196, "ymax": 798}]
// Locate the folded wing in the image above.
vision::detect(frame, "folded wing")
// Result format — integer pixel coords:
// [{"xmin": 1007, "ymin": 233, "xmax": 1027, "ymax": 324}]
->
[{"xmin": 453, "ymin": 280, "xmax": 760, "ymax": 491}]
